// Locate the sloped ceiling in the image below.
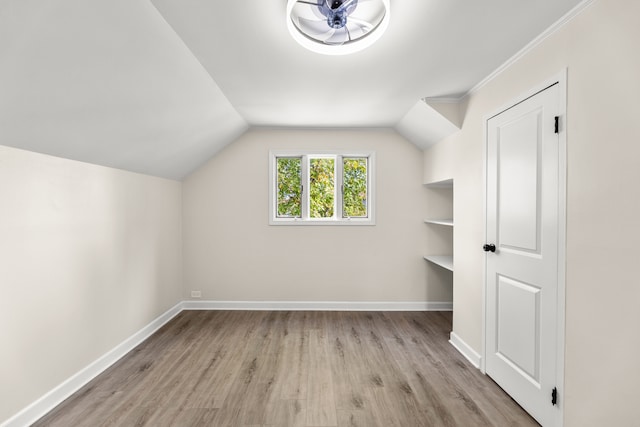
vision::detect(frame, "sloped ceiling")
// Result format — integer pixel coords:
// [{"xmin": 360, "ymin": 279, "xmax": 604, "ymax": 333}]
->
[
  {"xmin": 0, "ymin": 0, "xmax": 247, "ymax": 180},
  {"xmin": 0, "ymin": 0, "xmax": 584, "ymax": 179}
]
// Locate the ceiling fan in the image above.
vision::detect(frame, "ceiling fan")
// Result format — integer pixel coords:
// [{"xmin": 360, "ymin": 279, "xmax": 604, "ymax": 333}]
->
[{"xmin": 287, "ymin": 0, "xmax": 389, "ymax": 54}]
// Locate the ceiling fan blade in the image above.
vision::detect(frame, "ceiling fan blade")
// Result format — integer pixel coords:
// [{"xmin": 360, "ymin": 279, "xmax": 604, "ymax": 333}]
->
[
  {"xmin": 297, "ymin": 16, "xmax": 334, "ymax": 38},
  {"xmin": 348, "ymin": 17, "xmax": 374, "ymax": 31},
  {"xmin": 323, "ymin": 27, "xmax": 348, "ymax": 44},
  {"xmin": 345, "ymin": 21, "xmax": 369, "ymax": 39},
  {"xmin": 291, "ymin": 2, "xmax": 324, "ymax": 20},
  {"xmin": 310, "ymin": 27, "xmax": 338, "ymax": 43}
]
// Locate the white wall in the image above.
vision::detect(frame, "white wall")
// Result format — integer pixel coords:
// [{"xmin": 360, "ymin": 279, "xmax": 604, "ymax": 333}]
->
[
  {"xmin": 0, "ymin": 145, "xmax": 182, "ymax": 424},
  {"xmin": 183, "ymin": 128, "xmax": 452, "ymax": 304},
  {"xmin": 423, "ymin": 0, "xmax": 640, "ymax": 425}
]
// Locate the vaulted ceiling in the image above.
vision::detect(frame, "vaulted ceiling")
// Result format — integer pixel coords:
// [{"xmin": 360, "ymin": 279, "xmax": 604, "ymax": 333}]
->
[{"xmin": 0, "ymin": 0, "xmax": 584, "ymax": 179}]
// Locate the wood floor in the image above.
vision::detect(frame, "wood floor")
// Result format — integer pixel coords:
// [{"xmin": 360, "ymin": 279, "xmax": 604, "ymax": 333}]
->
[{"xmin": 34, "ymin": 311, "xmax": 538, "ymax": 426}]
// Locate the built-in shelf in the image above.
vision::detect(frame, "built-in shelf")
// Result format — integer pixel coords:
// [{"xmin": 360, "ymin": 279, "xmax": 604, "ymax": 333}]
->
[
  {"xmin": 423, "ymin": 255, "xmax": 454, "ymax": 272},
  {"xmin": 424, "ymin": 219, "xmax": 454, "ymax": 227},
  {"xmin": 424, "ymin": 179, "xmax": 454, "ymax": 275},
  {"xmin": 424, "ymin": 178, "xmax": 453, "ymax": 188}
]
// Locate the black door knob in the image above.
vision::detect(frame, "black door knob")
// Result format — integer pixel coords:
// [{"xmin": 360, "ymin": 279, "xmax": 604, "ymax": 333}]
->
[{"xmin": 483, "ymin": 244, "xmax": 496, "ymax": 253}]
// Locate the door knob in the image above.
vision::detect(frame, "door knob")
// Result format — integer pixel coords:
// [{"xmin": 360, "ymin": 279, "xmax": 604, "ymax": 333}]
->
[{"xmin": 483, "ymin": 244, "xmax": 496, "ymax": 252}]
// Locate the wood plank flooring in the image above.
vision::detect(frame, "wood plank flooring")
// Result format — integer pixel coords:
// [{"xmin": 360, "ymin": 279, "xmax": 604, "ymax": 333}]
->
[{"xmin": 34, "ymin": 311, "xmax": 539, "ymax": 426}]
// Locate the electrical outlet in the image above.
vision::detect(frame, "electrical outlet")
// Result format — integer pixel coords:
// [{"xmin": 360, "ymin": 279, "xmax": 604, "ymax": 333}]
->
[{"xmin": 191, "ymin": 290, "xmax": 201, "ymax": 298}]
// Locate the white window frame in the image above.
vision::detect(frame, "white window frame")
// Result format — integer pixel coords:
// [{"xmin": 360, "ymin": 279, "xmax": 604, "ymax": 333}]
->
[{"xmin": 269, "ymin": 150, "xmax": 376, "ymax": 226}]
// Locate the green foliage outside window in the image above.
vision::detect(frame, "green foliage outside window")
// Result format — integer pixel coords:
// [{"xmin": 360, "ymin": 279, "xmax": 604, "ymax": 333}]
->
[
  {"xmin": 276, "ymin": 155, "xmax": 368, "ymax": 220},
  {"xmin": 309, "ymin": 158, "xmax": 335, "ymax": 218},
  {"xmin": 276, "ymin": 157, "xmax": 301, "ymax": 217},
  {"xmin": 343, "ymin": 158, "xmax": 367, "ymax": 217}
]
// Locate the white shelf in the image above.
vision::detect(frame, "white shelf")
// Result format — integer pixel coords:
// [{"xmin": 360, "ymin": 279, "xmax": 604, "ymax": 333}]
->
[
  {"xmin": 424, "ymin": 255, "xmax": 454, "ymax": 272},
  {"xmin": 424, "ymin": 219, "xmax": 454, "ymax": 227},
  {"xmin": 424, "ymin": 178, "xmax": 453, "ymax": 188}
]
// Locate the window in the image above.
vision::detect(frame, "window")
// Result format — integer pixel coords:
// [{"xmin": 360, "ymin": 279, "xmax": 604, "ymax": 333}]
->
[{"xmin": 270, "ymin": 151, "xmax": 375, "ymax": 225}]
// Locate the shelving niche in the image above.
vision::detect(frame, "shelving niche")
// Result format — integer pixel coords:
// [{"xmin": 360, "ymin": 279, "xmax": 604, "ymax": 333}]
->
[{"xmin": 424, "ymin": 179, "xmax": 453, "ymax": 273}]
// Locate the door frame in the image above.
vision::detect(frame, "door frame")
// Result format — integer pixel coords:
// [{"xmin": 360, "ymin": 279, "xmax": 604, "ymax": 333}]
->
[{"xmin": 482, "ymin": 69, "xmax": 567, "ymax": 426}]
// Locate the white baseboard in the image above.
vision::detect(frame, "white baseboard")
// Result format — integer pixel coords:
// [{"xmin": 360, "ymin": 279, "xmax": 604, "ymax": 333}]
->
[
  {"xmin": 182, "ymin": 300, "xmax": 453, "ymax": 311},
  {"xmin": 3, "ymin": 299, "xmax": 452, "ymax": 427},
  {"xmin": 1, "ymin": 302, "xmax": 183, "ymax": 427},
  {"xmin": 449, "ymin": 331, "xmax": 482, "ymax": 369}
]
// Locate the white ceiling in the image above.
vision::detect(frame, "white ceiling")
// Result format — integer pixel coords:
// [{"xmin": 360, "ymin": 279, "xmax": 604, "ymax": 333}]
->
[{"xmin": 0, "ymin": 0, "xmax": 584, "ymax": 179}]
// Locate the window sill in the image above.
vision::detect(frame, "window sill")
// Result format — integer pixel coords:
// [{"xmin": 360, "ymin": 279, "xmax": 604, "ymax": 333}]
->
[{"xmin": 269, "ymin": 218, "xmax": 375, "ymax": 226}]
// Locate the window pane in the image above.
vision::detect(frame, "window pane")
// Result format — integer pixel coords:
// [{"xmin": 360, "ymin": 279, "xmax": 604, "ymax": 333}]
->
[
  {"xmin": 309, "ymin": 157, "xmax": 335, "ymax": 218},
  {"xmin": 343, "ymin": 157, "xmax": 368, "ymax": 218},
  {"xmin": 276, "ymin": 157, "xmax": 302, "ymax": 218}
]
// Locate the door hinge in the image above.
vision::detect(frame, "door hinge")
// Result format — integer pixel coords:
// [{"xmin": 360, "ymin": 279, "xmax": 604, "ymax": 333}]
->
[
  {"xmin": 551, "ymin": 387, "xmax": 558, "ymax": 406},
  {"xmin": 554, "ymin": 116, "xmax": 559, "ymax": 134}
]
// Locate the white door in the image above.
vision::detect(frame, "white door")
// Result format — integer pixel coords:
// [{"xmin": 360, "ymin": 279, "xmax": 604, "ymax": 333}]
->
[{"xmin": 485, "ymin": 82, "xmax": 563, "ymax": 426}]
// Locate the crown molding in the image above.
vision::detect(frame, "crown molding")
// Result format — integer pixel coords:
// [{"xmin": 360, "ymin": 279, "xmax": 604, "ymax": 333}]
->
[{"xmin": 465, "ymin": 0, "xmax": 596, "ymax": 98}]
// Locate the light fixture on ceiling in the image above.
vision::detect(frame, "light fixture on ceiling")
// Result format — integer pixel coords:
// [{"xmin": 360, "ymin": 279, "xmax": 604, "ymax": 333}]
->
[{"xmin": 286, "ymin": 0, "xmax": 390, "ymax": 55}]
